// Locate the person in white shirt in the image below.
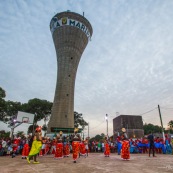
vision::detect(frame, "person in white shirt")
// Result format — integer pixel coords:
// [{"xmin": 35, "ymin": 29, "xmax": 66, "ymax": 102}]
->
[{"xmin": 2, "ymin": 139, "xmax": 7, "ymax": 149}]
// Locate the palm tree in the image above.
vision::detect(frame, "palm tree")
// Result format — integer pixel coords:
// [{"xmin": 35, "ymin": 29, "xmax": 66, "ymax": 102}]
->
[{"xmin": 168, "ymin": 120, "xmax": 173, "ymax": 130}]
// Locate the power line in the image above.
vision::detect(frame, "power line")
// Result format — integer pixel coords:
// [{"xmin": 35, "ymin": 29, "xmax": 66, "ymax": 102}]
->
[
  {"xmin": 160, "ymin": 106, "xmax": 173, "ymax": 110},
  {"xmin": 89, "ymin": 107, "xmax": 159, "ymax": 135},
  {"xmin": 139, "ymin": 107, "xmax": 157, "ymax": 116},
  {"xmin": 90, "ymin": 120, "xmax": 105, "ymax": 130}
]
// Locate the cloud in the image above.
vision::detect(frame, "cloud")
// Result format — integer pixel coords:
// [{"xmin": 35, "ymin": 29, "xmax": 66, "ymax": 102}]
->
[{"xmin": 0, "ymin": 0, "xmax": 173, "ymax": 137}]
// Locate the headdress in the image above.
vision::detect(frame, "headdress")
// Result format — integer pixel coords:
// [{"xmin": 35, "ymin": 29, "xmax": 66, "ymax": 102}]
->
[
  {"xmin": 59, "ymin": 131, "xmax": 63, "ymax": 135},
  {"xmin": 122, "ymin": 128, "xmax": 126, "ymax": 132},
  {"xmin": 35, "ymin": 126, "xmax": 42, "ymax": 132},
  {"xmin": 74, "ymin": 128, "xmax": 79, "ymax": 133}
]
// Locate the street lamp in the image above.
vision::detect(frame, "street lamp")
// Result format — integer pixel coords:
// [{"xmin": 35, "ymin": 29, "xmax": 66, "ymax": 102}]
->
[
  {"xmin": 81, "ymin": 117, "xmax": 85, "ymax": 140},
  {"xmin": 105, "ymin": 114, "xmax": 108, "ymax": 137}
]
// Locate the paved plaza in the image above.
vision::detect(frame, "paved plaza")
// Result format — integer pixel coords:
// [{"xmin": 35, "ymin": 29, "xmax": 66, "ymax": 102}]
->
[{"xmin": 0, "ymin": 153, "xmax": 172, "ymax": 173}]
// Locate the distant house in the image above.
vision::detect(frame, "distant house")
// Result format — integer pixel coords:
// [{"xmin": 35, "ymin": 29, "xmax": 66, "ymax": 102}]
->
[{"xmin": 113, "ymin": 115, "xmax": 144, "ymax": 139}]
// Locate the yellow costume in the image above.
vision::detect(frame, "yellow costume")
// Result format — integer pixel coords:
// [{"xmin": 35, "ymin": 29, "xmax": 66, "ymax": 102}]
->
[{"xmin": 27, "ymin": 126, "xmax": 42, "ymax": 164}]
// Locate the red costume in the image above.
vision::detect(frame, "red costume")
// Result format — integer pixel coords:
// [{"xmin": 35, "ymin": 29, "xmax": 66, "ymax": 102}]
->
[
  {"xmin": 22, "ymin": 143, "xmax": 30, "ymax": 159},
  {"xmin": 13, "ymin": 138, "xmax": 20, "ymax": 153},
  {"xmin": 63, "ymin": 142, "xmax": 70, "ymax": 157},
  {"xmin": 72, "ymin": 141, "xmax": 80, "ymax": 161},
  {"xmin": 54, "ymin": 131, "xmax": 63, "ymax": 159},
  {"xmin": 104, "ymin": 140, "xmax": 110, "ymax": 157},
  {"xmin": 121, "ymin": 140, "xmax": 130, "ymax": 160},
  {"xmin": 79, "ymin": 141, "xmax": 86, "ymax": 157},
  {"xmin": 121, "ymin": 129, "xmax": 130, "ymax": 160},
  {"xmin": 72, "ymin": 128, "xmax": 81, "ymax": 163}
]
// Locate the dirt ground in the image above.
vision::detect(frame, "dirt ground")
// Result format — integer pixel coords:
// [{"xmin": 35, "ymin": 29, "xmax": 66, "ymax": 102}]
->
[{"xmin": 0, "ymin": 153, "xmax": 173, "ymax": 173}]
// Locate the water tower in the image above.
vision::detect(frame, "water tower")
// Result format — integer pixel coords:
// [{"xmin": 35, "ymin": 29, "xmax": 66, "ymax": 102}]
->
[{"xmin": 47, "ymin": 11, "xmax": 93, "ymax": 133}]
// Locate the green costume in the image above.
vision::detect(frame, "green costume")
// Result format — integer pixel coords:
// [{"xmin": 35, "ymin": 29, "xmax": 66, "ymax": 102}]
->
[{"xmin": 28, "ymin": 140, "xmax": 42, "ymax": 157}]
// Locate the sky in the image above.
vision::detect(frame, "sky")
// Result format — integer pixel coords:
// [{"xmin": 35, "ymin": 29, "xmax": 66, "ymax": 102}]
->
[{"xmin": 0, "ymin": 0, "xmax": 173, "ymax": 137}]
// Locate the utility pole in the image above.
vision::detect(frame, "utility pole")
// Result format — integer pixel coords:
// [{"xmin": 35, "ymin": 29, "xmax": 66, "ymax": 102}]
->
[
  {"xmin": 32, "ymin": 113, "xmax": 36, "ymax": 136},
  {"xmin": 88, "ymin": 122, "xmax": 89, "ymax": 138},
  {"xmin": 158, "ymin": 105, "xmax": 165, "ymax": 141},
  {"xmin": 105, "ymin": 114, "xmax": 108, "ymax": 137}
]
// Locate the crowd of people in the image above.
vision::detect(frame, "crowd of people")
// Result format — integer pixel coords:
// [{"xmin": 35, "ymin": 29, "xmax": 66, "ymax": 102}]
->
[{"xmin": 0, "ymin": 128, "xmax": 173, "ymax": 163}]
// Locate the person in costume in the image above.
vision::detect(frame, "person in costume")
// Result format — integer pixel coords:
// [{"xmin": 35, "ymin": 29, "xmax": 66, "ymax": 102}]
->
[
  {"xmin": 27, "ymin": 126, "xmax": 42, "ymax": 164},
  {"xmin": 50, "ymin": 137, "xmax": 56, "ymax": 155},
  {"xmin": 45, "ymin": 137, "xmax": 51, "ymax": 155},
  {"xmin": 117, "ymin": 136, "xmax": 122, "ymax": 155},
  {"xmin": 171, "ymin": 136, "xmax": 173, "ymax": 155},
  {"xmin": 85, "ymin": 137, "xmax": 89, "ymax": 156},
  {"xmin": 22, "ymin": 136, "xmax": 30, "ymax": 159},
  {"xmin": 104, "ymin": 137, "xmax": 110, "ymax": 157},
  {"xmin": 63, "ymin": 136, "xmax": 70, "ymax": 157},
  {"xmin": 54, "ymin": 131, "xmax": 64, "ymax": 159},
  {"xmin": 72, "ymin": 128, "xmax": 81, "ymax": 163},
  {"xmin": 40, "ymin": 137, "xmax": 46, "ymax": 156},
  {"xmin": 12, "ymin": 137, "xmax": 20, "ymax": 158},
  {"xmin": 79, "ymin": 140, "xmax": 86, "ymax": 157},
  {"xmin": 165, "ymin": 134, "xmax": 172, "ymax": 154},
  {"xmin": 121, "ymin": 128, "xmax": 130, "ymax": 160}
]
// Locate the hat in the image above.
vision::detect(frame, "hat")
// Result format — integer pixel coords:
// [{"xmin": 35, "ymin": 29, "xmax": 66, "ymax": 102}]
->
[
  {"xmin": 122, "ymin": 128, "xmax": 126, "ymax": 132},
  {"xmin": 35, "ymin": 126, "xmax": 42, "ymax": 132},
  {"xmin": 74, "ymin": 128, "xmax": 78, "ymax": 132}
]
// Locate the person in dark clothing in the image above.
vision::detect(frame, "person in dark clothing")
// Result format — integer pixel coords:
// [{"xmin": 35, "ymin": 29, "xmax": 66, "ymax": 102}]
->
[
  {"xmin": 28, "ymin": 135, "xmax": 34, "ymax": 149},
  {"xmin": 147, "ymin": 131, "xmax": 156, "ymax": 157}
]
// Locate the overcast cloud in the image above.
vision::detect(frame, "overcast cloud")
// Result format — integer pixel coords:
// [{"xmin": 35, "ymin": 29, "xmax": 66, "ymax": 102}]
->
[{"xmin": 0, "ymin": 0, "xmax": 173, "ymax": 137}]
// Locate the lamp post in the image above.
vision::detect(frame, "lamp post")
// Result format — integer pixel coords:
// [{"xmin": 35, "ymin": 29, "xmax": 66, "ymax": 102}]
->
[
  {"xmin": 105, "ymin": 114, "xmax": 108, "ymax": 137},
  {"xmin": 88, "ymin": 122, "xmax": 89, "ymax": 138}
]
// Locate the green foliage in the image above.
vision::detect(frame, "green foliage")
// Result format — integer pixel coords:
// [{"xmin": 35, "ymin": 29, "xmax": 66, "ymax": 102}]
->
[
  {"xmin": 168, "ymin": 120, "xmax": 173, "ymax": 130},
  {"xmin": 0, "ymin": 87, "xmax": 7, "ymax": 121},
  {"xmin": 143, "ymin": 123, "xmax": 163, "ymax": 135},
  {"xmin": 0, "ymin": 87, "xmax": 6, "ymax": 98},
  {"xmin": 74, "ymin": 111, "xmax": 88, "ymax": 128},
  {"xmin": 21, "ymin": 98, "xmax": 53, "ymax": 123},
  {"xmin": 90, "ymin": 133, "xmax": 105, "ymax": 142},
  {"xmin": 0, "ymin": 130, "xmax": 10, "ymax": 138},
  {"xmin": 16, "ymin": 131, "xmax": 25, "ymax": 137},
  {"xmin": 5, "ymin": 100, "xmax": 22, "ymax": 119}
]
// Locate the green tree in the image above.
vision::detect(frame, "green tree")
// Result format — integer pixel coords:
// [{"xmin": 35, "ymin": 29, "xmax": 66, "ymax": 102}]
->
[
  {"xmin": 21, "ymin": 98, "xmax": 53, "ymax": 124},
  {"xmin": 16, "ymin": 131, "xmax": 25, "ymax": 137},
  {"xmin": 143, "ymin": 123, "xmax": 163, "ymax": 135},
  {"xmin": 74, "ymin": 111, "xmax": 88, "ymax": 128},
  {"xmin": 0, "ymin": 131, "xmax": 10, "ymax": 138},
  {"xmin": 90, "ymin": 133, "xmax": 105, "ymax": 142},
  {"xmin": 168, "ymin": 120, "xmax": 173, "ymax": 130},
  {"xmin": 0, "ymin": 87, "xmax": 6, "ymax": 121},
  {"xmin": 5, "ymin": 100, "xmax": 22, "ymax": 120}
]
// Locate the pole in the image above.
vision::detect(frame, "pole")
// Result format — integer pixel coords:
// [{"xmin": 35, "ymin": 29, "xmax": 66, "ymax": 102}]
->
[
  {"xmin": 106, "ymin": 114, "xmax": 108, "ymax": 137},
  {"xmin": 88, "ymin": 122, "xmax": 89, "ymax": 138},
  {"xmin": 158, "ymin": 105, "xmax": 165, "ymax": 141},
  {"xmin": 10, "ymin": 127, "xmax": 14, "ymax": 139},
  {"xmin": 83, "ymin": 126, "xmax": 84, "ymax": 140},
  {"xmin": 107, "ymin": 118, "xmax": 108, "ymax": 137},
  {"xmin": 32, "ymin": 113, "xmax": 36, "ymax": 136}
]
